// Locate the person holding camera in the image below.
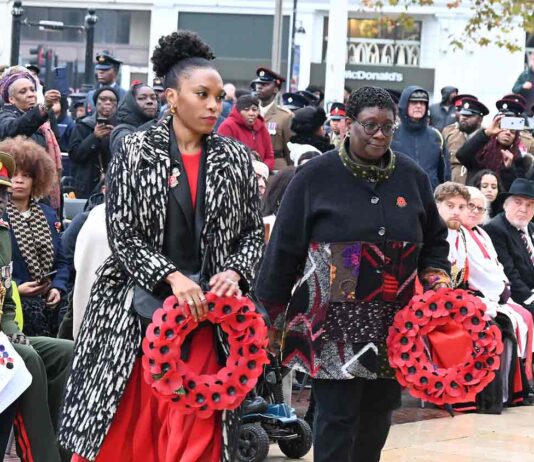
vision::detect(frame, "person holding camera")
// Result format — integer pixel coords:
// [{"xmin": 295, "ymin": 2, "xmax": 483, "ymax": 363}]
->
[
  {"xmin": 456, "ymin": 97, "xmax": 532, "ymax": 190},
  {"xmin": 0, "ymin": 66, "xmax": 63, "ymax": 210},
  {"xmin": 68, "ymin": 87, "xmax": 118, "ymax": 198}
]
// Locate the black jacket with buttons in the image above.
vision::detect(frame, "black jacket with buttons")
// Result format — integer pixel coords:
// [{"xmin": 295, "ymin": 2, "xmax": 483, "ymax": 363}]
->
[{"xmin": 256, "ymin": 149, "xmax": 450, "ymax": 307}]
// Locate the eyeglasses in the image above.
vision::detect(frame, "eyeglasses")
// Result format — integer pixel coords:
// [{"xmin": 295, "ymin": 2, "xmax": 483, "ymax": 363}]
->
[
  {"xmin": 354, "ymin": 120, "xmax": 396, "ymax": 137},
  {"xmin": 467, "ymin": 203, "xmax": 487, "ymax": 214}
]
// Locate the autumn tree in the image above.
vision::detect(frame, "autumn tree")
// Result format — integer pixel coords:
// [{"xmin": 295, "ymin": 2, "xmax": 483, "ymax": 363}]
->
[{"xmin": 362, "ymin": 0, "xmax": 533, "ymax": 52}]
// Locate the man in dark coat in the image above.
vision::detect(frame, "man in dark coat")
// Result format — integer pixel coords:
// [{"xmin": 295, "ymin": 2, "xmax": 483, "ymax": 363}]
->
[
  {"xmin": 69, "ymin": 87, "xmax": 118, "ymax": 198},
  {"xmin": 484, "ymin": 178, "xmax": 534, "ymax": 313},
  {"xmin": 429, "ymin": 85, "xmax": 458, "ymax": 131},
  {"xmin": 391, "ymin": 85, "xmax": 449, "ymax": 190}
]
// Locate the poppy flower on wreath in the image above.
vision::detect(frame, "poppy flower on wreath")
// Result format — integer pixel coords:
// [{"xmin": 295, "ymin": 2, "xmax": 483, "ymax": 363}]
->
[
  {"xmin": 387, "ymin": 288, "xmax": 502, "ymax": 406},
  {"xmin": 391, "ymin": 309, "xmax": 420, "ymax": 337},
  {"xmin": 141, "ymin": 292, "xmax": 268, "ymax": 417}
]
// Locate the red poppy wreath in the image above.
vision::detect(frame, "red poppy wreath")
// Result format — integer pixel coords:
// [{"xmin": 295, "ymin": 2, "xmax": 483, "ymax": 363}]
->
[
  {"xmin": 387, "ymin": 288, "xmax": 503, "ymax": 406},
  {"xmin": 142, "ymin": 292, "xmax": 269, "ymax": 418}
]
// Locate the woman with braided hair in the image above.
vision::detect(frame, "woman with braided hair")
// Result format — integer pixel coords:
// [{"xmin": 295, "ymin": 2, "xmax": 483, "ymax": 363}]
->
[
  {"xmin": 59, "ymin": 31, "xmax": 264, "ymax": 462},
  {"xmin": 256, "ymin": 86, "xmax": 451, "ymax": 462}
]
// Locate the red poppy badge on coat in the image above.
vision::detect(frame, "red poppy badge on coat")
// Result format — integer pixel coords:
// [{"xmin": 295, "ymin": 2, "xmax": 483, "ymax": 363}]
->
[
  {"xmin": 396, "ymin": 196, "xmax": 407, "ymax": 208},
  {"xmin": 168, "ymin": 167, "xmax": 180, "ymax": 189}
]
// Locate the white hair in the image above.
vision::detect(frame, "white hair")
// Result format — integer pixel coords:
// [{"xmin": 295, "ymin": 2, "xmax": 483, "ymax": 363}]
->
[{"xmin": 466, "ymin": 186, "xmax": 487, "ymax": 205}]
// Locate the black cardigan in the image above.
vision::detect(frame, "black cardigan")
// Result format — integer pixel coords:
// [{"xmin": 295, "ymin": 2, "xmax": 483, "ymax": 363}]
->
[{"xmin": 256, "ymin": 150, "xmax": 450, "ymax": 307}]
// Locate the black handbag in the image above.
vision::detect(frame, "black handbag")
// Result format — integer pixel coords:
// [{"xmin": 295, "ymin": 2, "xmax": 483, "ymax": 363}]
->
[
  {"xmin": 133, "ymin": 272, "xmax": 202, "ymax": 322},
  {"xmin": 133, "ymin": 243, "xmax": 211, "ymax": 324}
]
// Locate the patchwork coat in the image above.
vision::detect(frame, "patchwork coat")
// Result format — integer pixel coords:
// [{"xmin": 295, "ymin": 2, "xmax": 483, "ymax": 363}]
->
[{"xmin": 59, "ymin": 116, "xmax": 264, "ymax": 460}]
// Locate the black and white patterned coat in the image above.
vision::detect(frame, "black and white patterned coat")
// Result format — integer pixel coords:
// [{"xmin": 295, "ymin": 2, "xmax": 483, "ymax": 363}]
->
[{"xmin": 59, "ymin": 116, "xmax": 265, "ymax": 460}]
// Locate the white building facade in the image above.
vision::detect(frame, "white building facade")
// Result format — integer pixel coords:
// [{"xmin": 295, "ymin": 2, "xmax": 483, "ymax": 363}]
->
[{"xmin": 0, "ymin": 0, "xmax": 529, "ymax": 111}]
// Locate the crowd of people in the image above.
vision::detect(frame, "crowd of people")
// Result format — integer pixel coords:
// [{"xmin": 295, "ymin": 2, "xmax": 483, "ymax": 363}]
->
[{"xmin": 0, "ymin": 28, "xmax": 533, "ymax": 462}]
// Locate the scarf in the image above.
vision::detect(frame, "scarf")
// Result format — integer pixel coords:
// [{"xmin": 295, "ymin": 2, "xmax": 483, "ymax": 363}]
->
[
  {"xmin": 475, "ymin": 133, "xmax": 521, "ymax": 173},
  {"xmin": 38, "ymin": 121, "xmax": 62, "ymax": 210},
  {"xmin": 338, "ymin": 137, "xmax": 396, "ymax": 183},
  {"xmin": 7, "ymin": 200, "xmax": 54, "ymax": 281}
]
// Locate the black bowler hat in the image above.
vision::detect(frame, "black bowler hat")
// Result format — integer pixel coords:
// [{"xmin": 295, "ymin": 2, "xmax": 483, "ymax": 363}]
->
[
  {"xmin": 496, "ymin": 179, "xmax": 534, "ymax": 207},
  {"xmin": 251, "ymin": 67, "xmax": 285, "ymax": 88},
  {"xmin": 496, "ymin": 98, "xmax": 526, "ymax": 116},
  {"xmin": 329, "ymin": 102, "xmax": 346, "ymax": 120},
  {"xmin": 95, "ymin": 52, "xmax": 122, "ymax": 70},
  {"xmin": 458, "ymin": 97, "xmax": 489, "ymax": 117},
  {"xmin": 282, "ymin": 92, "xmax": 308, "ymax": 111}
]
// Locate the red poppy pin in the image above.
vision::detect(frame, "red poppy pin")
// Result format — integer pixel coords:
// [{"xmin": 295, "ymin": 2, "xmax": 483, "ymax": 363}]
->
[
  {"xmin": 396, "ymin": 196, "xmax": 407, "ymax": 208},
  {"xmin": 55, "ymin": 222, "xmax": 62, "ymax": 232},
  {"xmin": 168, "ymin": 167, "xmax": 180, "ymax": 189}
]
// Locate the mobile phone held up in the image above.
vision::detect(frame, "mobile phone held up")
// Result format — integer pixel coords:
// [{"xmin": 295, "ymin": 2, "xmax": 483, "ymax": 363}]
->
[
  {"xmin": 96, "ymin": 117, "xmax": 109, "ymax": 125},
  {"xmin": 38, "ymin": 270, "xmax": 57, "ymax": 284},
  {"xmin": 52, "ymin": 68, "xmax": 69, "ymax": 97},
  {"xmin": 500, "ymin": 117, "xmax": 525, "ymax": 131}
]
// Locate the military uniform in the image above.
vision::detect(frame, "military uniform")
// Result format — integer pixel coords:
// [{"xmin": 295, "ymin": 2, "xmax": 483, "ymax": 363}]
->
[
  {"xmin": 252, "ymin": 67, "xmax": 294, "ymax": 169},
  {"xmin": 0, "ymin": 152, "xmax": 73, "ymax": 462},
  {"xmin": 85, "ymin": 52, "xmax": 127, "ymax": 115},
  {"xmin": 444, "ymin": 123, "xmax": 470, "ymax": 184},
  {"xmin": 263, "ymin": 103, "xmax": 293, "ymax": 169},
  {"xmin": 445, "ymin": 97, "xmax": 489, "ymax": 184}
]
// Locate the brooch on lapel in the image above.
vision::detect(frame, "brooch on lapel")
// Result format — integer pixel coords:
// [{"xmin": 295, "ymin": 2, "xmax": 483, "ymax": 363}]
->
[
  {"xmin": 168, "ymin": 167, "xmax": 181, "ymax": 189},
  {"xmin": 396, "ymin": 196, "xmax": 407, "ymax": 208}
]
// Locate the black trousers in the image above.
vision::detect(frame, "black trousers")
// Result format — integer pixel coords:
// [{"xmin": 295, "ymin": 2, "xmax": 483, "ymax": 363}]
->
[{"xmin": 313, "ymin": 377, "xmax": 401, "ymax": 462}]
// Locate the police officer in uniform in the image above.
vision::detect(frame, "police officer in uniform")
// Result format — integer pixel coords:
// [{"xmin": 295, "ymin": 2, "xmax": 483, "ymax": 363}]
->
[
  {"xmin": 0, "ymin": 150, "xmax": 73, "ymax": 462},
  {"xmin": 251, "ymin": 67, "xmax": 293, "ymax": 169},
  {"xmin": 85, "ymin": 52, "xmax": 127, "ymax": 115},
  {"xmin": 443, "ymin": 96, "xmax": 489, "ymax": 184}
]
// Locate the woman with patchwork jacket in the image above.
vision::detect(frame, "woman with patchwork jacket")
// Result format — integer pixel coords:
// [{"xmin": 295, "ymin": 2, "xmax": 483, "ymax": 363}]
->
[{"xmin": 256, "ymin": 86, "xmax": 451, "ymax": 462}]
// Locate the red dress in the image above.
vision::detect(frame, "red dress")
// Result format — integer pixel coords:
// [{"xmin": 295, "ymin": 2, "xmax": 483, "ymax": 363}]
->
[{"xmin": 73, "ymin": 151, "xmax": 222, "ymax": 462}]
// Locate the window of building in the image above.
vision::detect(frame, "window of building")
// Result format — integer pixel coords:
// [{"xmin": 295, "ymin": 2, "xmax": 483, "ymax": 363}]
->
[
  {"xmin": 323, "ymin": 17, "xmax": 422, "ymax": 67},
  {"xmin": 178, "ymin": 13, "xmax": 290, "ymax": 60},
  {"xmin": 20, "ymin": 7, "xmax": 134, "ymax": 44}
]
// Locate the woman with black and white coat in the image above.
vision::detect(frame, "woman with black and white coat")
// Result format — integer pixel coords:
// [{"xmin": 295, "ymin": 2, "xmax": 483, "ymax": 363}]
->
[{"xmin": 59, "ymin": 32, "xmax": 264, "ymax": 462}]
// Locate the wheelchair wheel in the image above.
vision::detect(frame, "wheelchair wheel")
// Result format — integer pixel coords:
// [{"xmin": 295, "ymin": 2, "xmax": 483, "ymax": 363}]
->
[
  {"xmin": 236, "ymin": 422, "xmax": 270, "ymax": 462},
  {"xmin": 278, "ymin": 418, "xmax": 313, "ymax": 459}
]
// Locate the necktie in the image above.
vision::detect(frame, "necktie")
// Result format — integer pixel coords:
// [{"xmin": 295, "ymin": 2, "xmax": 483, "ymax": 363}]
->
[{"xmin": 519, "ymin": 229, "xmax": 534, "ymax": 265}]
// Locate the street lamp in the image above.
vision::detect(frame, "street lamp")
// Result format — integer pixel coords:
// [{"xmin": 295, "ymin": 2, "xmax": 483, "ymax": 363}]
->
[
  {"xmin": 84, "ymin": 9, "xmax": 98, "ymax": 85},
  {"xmin": 10, "ymin": 1, "xmax": 24, "ymax": 65}
]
